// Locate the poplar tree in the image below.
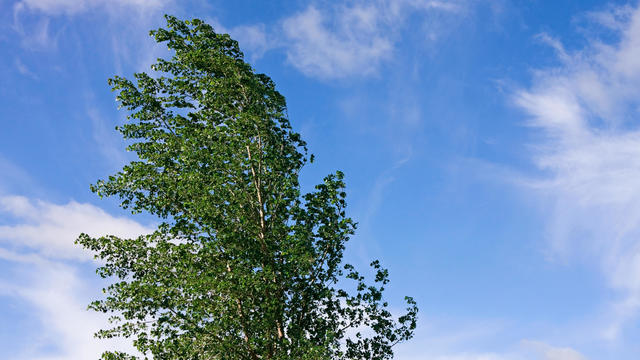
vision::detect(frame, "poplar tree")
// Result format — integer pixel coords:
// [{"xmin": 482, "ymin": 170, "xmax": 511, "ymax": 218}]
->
[{"xmin": 77, "ymin": 15, "xmax": 417, "ymax": 360}]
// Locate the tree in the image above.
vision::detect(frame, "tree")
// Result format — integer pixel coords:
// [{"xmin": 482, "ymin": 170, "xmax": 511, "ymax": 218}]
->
[{"xmin": 77, "ymin": 15, "xmax": 417, "ymax": 360}]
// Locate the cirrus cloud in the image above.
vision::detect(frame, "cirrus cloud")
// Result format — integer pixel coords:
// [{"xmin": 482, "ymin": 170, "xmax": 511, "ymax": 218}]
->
[
  {"xmin": 514, "ymin": 3, "xmax": 640, "ymax": 340},
  {"xmin": 14, "ymin": 0, "xmax": 168, "ymax": 16},
  {"xmin": 0, "ymin": 195, "xmax": 151, "ymax": 359},
  {"xmin": 281, "ymin": 0, "xmax": 466, "ymax": 79},
  {"xmin": 0, "ymin": 195, "xmax": 152, "ymax": 260}
]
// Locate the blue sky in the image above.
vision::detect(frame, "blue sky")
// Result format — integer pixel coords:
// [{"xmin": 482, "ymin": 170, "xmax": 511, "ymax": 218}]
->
[{"xmin": 3, "ymin": 0, "xmax": 640, "ymax": 359}]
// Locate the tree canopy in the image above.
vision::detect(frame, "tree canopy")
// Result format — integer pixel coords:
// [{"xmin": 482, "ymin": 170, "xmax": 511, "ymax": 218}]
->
[{"xmin": 77, "ymin": 15, "xmax": 417, "ymax": 360}]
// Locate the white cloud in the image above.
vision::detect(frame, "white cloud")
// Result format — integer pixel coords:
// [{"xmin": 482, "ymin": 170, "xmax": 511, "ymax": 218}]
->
[
  {"xmin": 229, "ymin": 23, "xmax": 273, "ymax": 61},
  {"xmin": 0, "ymin": 195, "xmax": 152, "ymax": 260},
  {"xmin": 521, "ymin": 340, "xmax": 587, "ymax": 360},
  {"xmin": 282, "ymin": 5, "xmax": 392, "ymax": 78},
  {"xmin": 12, "ymin": 15, "xmax": 55, "ymax": 50},
  {"xmin": 14, "ymin": 58, "xmax": 38, "ymax": 79},
  {"xmin": 12, "ymin": 0, "xmax": 171, "ymax": 54},
  {"xmin": 14, "ymin": 0, "xmax": 167, "ymax": 16},
  {"xmin": 281, "ymin": 0, "xmax": 464, "ymax": 79},
  {"xmin": 12, "ymin": 0, "xmax": 464, "ymax": 78},
  {"xmin": 0, "ymin": 195, "xmax": 151, "ymax": 359},
  {"xmin": 514, "ymin": 4, "xmax": 640, "ymax": 339},
  {"xmin": 0, "ymin": 251, "xmax": 140, "ymax": 360},
  {"xmin": 393, "ymin": 316, "xmax": 588, "ymax": 360},
  {"xmin": 582, "ymin": 4, "xmax": 635, "ymax": 33},
  {"xmin": 205, "ymin": 19, "xmax": 275, "ymax": 62},
  {"xmin": 396, "ymin": 337, "xmax": 587, "ymax": 360},
  {"xmin": 431, "ymin": 354, "xmax": 515, "ymax": 360},
  {"xmin": 204, "ymin": 0, "xmax": 467, "ymax": 78}
]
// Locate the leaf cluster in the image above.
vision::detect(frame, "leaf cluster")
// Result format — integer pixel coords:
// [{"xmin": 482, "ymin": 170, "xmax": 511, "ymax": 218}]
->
[{"xmin": 77, "ymin": 15, "xmax": 417, "ymax": 360}]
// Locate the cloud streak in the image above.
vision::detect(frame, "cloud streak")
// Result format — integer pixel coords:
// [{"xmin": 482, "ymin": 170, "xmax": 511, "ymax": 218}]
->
[
  {"xmin": 13, "ymin": 0, "xmax": 466, "ymax": 80},
  {"xmin": 0, "ymin": 251, "xmax": 140, "ymax": 360},
  {"xmin": 14, "ymin": 0, "xmax": 168, "ymax": 16},
  {"xmin": 0, "ymin": 196, "xmax": 152, "ymax": 359},
  {"xmin": 280, "ymin": 0, "xmax": 465, "ymax": 79},
  {"xmin": 514, "ymin": 3, "xmax": 640, "ymax": 339},
  {"xmin": 0, "ymin": 195, "xmax": 152, "ymax": 260}
]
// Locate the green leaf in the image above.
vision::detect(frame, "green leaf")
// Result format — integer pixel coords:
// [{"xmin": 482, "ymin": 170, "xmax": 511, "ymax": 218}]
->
[{"xmin": 78, "ymin": 15, "xmax": 418, "ymax": 360}]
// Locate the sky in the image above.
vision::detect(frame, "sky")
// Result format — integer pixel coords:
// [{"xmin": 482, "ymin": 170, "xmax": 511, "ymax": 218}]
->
[{"xmin": 3, "ymin": 0, "xmax": 640, "ymax": 359}]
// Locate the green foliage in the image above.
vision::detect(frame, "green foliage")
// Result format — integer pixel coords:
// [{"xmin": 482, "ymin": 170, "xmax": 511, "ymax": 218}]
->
[{"xmin": 77, "ymin": 15, "xmax": 417, "ymax": 360}]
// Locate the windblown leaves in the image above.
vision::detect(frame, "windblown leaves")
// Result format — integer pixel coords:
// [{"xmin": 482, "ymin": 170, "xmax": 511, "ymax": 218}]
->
[{"xmin": 77, "ymin": 15, "xmax": 417, "ymax": 360}]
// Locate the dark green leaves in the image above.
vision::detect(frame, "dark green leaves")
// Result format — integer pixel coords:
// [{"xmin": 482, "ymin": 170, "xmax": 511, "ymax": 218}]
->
[{"xmin": 78, "ymin": 15, "xmax": 417, "ymax": 360}]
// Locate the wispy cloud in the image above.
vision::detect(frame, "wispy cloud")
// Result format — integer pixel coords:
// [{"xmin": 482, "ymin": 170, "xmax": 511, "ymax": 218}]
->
[
  {"xmin": 514, "ymin": 3, "xmax": 640, "ymax": 339},
  {"xmin": 228, "ymin": 23, "xmax": 273, "ymax": 61},
  {"xmin": 406, "ymin": 342, "xmax": 587, "ymax": 360},
  {"xmin": 395, "ymin": 324, "xmax": 588, "ymax": 360},
  {"xmin": 520, "ymin": 340, "xmax": 587, "ymax": 360},
  {"xmin": 280, "ymin": 0, "xmax": 465, "ymax": 79},
  {"xmin": 13, "ymin": 0, "xmax": 466, "ymax": 79},
  {"xmin": 0, "ymin": 251, "xmax": 140, "ymax": 360},
  {"xmin": 430, "ymin": 354, "xmax": 514, "ymax": 360},
  {"xmin": 12, "ymin": 0, "xmax": 172, "ymax": 55},
  {"xmin": 204, "ymin": 18, "xmax": 276, "ymax": 63},
  {"xmin": 14, "ymin": 0, "xmax": 168, "ymax": 16},
  {"xmin": 14, "ymin": 58, "xmax": 38, "ymax": 79},
  {"xmin": 197, "ymin": 1, "xmax": 468, "ymax": 79},
  {"xmin": 281, "ymin": 4, "xmax": 393, "ymax": 79},
  {"xmin": 0, "ymin": 195, "xmax": 151, "ymax": 358},
  {"xmin": 12, "ymin": 14, "xmax": 55, "ymax": 50},
  {"xmin": 0, "ymin": 195, "xmax": 152, "ymax": 260}
]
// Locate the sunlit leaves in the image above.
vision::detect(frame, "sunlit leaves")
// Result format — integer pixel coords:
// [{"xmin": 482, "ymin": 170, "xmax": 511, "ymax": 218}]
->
[{"xmin": 77, "ymin": 15, "xmax": 417, "ymax": 360}]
